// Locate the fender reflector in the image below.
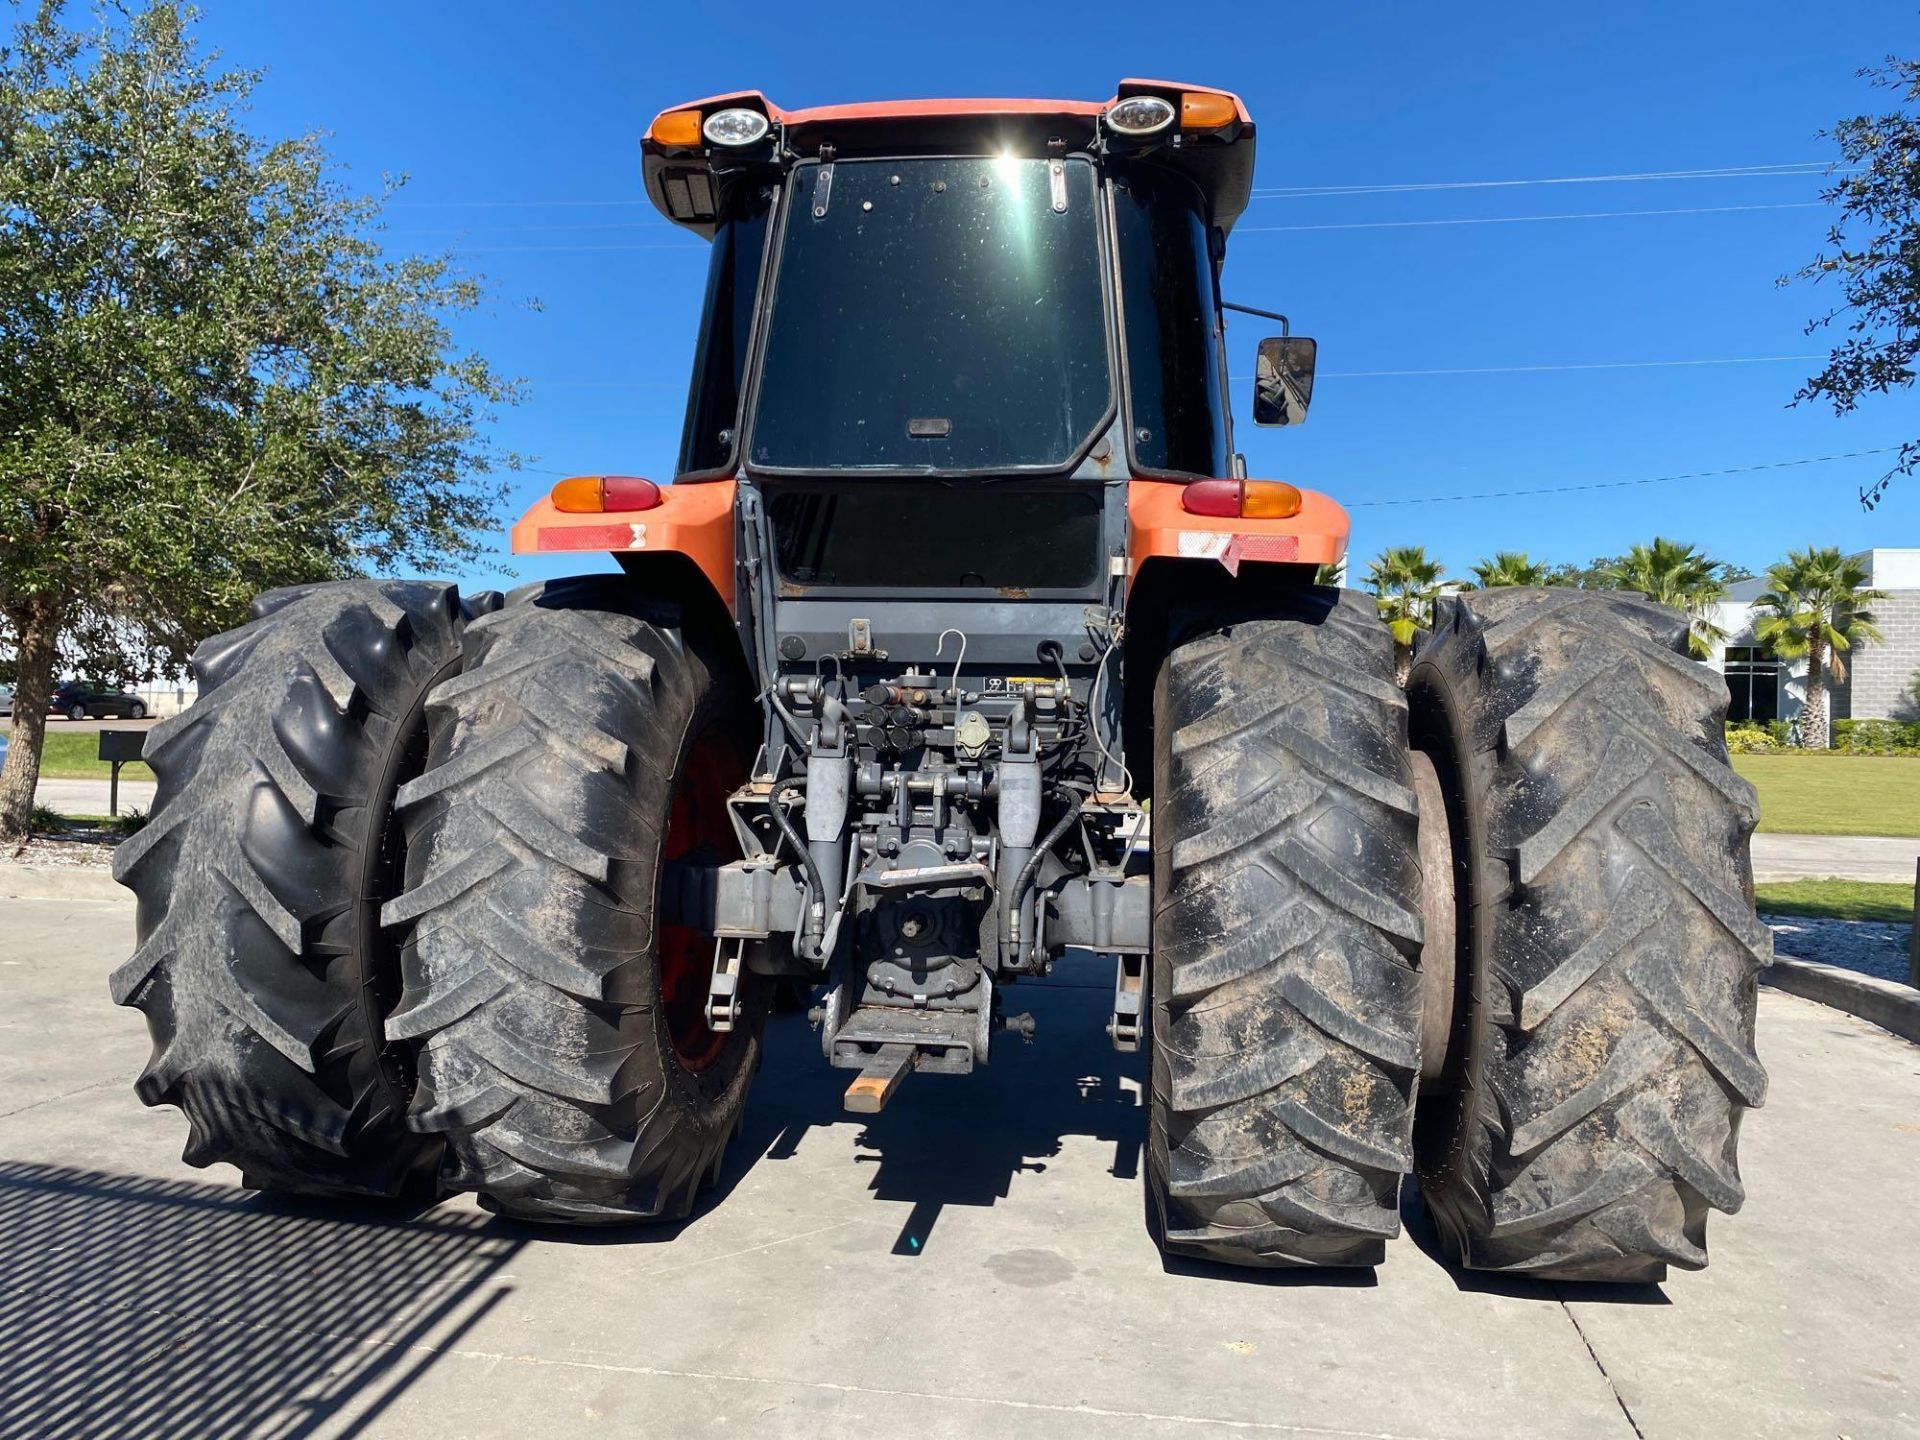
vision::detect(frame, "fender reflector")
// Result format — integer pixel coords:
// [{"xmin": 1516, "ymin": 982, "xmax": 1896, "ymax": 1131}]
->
[
  {"xmin": 550, "ymin": 475, "xmax": 662, "ymax": 513},
  {"xmin": 538, "ymin": 523, "xmax": 641, "ymax": 552}
]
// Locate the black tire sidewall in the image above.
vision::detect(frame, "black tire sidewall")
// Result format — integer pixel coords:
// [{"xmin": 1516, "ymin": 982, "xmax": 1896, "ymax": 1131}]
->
[{"xmin": 644, "ymin": 657, "xmax": 765, "ymax": 1116}]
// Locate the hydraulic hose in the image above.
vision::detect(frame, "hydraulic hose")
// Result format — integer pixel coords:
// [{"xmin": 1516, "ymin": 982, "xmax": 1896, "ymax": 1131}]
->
[
  {"xmin": 1002, "ymin": 787, "xmax": 1084, "ymax": 967},
  {"xmin": 766, "ymin": 777, "xmax": 830, "ymax": 958}
]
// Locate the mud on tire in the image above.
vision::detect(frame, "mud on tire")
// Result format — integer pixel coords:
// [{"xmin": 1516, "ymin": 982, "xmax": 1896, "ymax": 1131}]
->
[
  {"xmin": 1149, "ymin": 587, "xmax": 1424, "ymax": 1267},
  {"xmin": 384, "ymin": 576, "xmax": 766, "ymax": 1223},
  {"xmin": 110, "ymin": 580, "xmax": 492, "ymax": 1196},
  {"xmin": 1408, "ymin": 588, "xmax": 1769, "ymax": 1281}
]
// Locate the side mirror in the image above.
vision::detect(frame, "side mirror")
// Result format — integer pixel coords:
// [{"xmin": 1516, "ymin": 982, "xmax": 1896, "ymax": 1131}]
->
[{"xmin": 1253, "ymin": 336, "xmax": 1317, "ymax": 426}]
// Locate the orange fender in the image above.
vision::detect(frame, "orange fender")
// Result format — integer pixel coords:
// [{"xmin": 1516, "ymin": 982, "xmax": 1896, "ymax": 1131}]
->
[
  {"xmin": 1126, "ymin": 479, "xmax": 1349, "ymax": 576},
  {"xmin": 511, "ymin": 480, "xmax": 738, "ymax": 615}
]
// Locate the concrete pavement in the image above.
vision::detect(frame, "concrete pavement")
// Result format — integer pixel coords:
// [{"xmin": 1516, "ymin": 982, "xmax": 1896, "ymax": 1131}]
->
[
  {"xmin": 22, "ymin": 772, "xmax": 1920, "ymax": 887},
  {"xmin": 1750, "ymin": 831, "xmax": 1920, "ymax": 883},
  {"xmin": 0, "ymin": 716, "xmax": 163, "ymax": 736},
  {"xmin": 31, "ymin": 776, "xmax": 157, "ymax": 816},
  {"xmin": 1, "ymin": 898, "xmax": 1916, "ymax": 1438}
]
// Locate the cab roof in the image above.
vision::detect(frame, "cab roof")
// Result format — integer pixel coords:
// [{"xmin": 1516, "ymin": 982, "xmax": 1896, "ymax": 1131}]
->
[{"xmin": 641, "ymin": 80, "xmax": 1257, "ymax": 240}]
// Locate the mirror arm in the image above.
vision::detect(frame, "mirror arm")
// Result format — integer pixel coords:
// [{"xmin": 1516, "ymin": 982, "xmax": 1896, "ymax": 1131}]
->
[{"xmin": 1222, "ymin": 301, "xmax": 1289, "ymax": 336}]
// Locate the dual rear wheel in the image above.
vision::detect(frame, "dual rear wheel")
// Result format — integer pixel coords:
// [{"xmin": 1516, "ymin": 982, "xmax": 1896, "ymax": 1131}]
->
[
  {"xmin": 1148, "ymin": 586, "xmax": 1767, "ymax": 1279},
  {"xmin": 114, "ymin": 576, "xmax": 1765, "ymax": 1277},
  {"xmin": 113, "ymin": 577, "xmax": 764, "ymax": 1219}
]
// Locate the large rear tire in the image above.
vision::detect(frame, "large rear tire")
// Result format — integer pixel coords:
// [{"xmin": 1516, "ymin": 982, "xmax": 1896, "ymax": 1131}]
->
[
  {"xmin": 1149, "ymin": 587, "xmax": 1424, "ymax": 1267},
  {"xmin": 385, "ymin": 576, "xmax": 767, "ymax": 1223},
  {"xmin": 110, "ymin": 580, "xmax": 491, "ymax": 1196},
  {"xmin": 1408, "ymin": 589, "xmax": 1769, "ymax": 1281}
]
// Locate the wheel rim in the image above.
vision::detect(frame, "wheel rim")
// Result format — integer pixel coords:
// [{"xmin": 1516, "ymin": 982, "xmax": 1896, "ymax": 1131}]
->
[{"xmin": 658, "ymin": 724, "xmax": 742, "ymax": 1074}]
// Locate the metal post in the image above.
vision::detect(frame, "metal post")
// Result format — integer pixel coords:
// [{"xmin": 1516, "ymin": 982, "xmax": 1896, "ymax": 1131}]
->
[
  {"xmin": 109, "ymin": 760, "xmax": 120, "ymax": 818},
  {"xmin": 1910, "ymin": 856, "xmax": 1919, "ymax": 990}
]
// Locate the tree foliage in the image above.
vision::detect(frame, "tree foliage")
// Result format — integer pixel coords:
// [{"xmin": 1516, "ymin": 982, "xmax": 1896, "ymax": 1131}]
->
[
  {"xmin": 0, "ymin": 1, "xmax": 521, "ymax": 840},
  {"xmin": 1752, "ymin": 546, "xmax": 1886, "ymax": 749},
  {"xmin": 1599, "ymin": 537, "xmax": 1732, "ymax": 658},
  {"xmin": 1468, "ymin": 550, "xmax": 1553, "ymax": 588},
  {"xmin": 1789, "ymin": 56, "xmax": 1920, "ymax": 510},
  {"xmin": 1364, "ymin": 544, "xmax": 1445, "ymax": 685}
]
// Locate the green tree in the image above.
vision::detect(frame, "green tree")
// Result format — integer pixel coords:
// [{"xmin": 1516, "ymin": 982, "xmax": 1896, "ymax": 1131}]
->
[
  {"xmin": 1788, "ymin": 57, "xmax": 1920, "ymax": 510},
  {"xmin": 1469, "ymin": 551, "xmax": 1553, "ymax": 588},
  {"xmin": 0, "ymin": 2, "xmax": 521, "ymax": 842},
  {"xmin": 1600, "ymin": 537, "xmax": 1731, "ymax": 658},
  {"xmin": 1364, "ymin": 545, "xmax": 1445, "ymax": 686},
  {"xmin": 1544, "ymin": 555, "xmax": 1622, "ymax": 589},
  {"xmin": 1751, "ymin": 547, "xmax": 1886, "ymax": 749},
  {"xmin": 1313, "ymin": 561, "xmax": 1345, "ymax": 587}
]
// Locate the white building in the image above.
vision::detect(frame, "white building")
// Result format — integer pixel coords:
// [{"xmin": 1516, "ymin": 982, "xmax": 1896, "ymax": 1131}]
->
[{"xmin": 1706, "ymin": 547, "xmax": 1920, "ymax": 727}]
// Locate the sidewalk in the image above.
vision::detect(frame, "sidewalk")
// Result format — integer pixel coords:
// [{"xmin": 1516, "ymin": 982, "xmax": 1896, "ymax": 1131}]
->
[
  {"xmin": 33, "ymin": 776, "xmax": 157, "ymax": 816},
  {"xmin": 1750, "ymin": 832, "xmax": 1919, "ymax": 883},
  {"xmin": 20, "ymin": 775, "xmax": 1918, "ymax": 884}
]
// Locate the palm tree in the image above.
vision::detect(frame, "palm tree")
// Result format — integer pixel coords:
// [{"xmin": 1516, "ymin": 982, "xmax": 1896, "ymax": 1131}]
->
[
  {"xmin": 1365, "ymin": 545, "xmax": 1445, "ymax": 686},
  {"xmin": 1313, "ymin": 562, "xmax": 1345, "ymax": 588},
  {"xmin": 1600, "ymin": 537, "xmax": 1731, "ymax": 658},
  {"xmin": 1751, "ymin": 547, "xmax": 1886, "ymax": 749},
  {"xmin": 1469, "ymin": 551, "xmax": 1552, "ymax": 588}
]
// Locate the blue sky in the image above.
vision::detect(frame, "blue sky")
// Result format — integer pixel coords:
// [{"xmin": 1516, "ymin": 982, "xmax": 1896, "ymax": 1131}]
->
[{"xmin": 197, "ymin": 0, "xmax": 1918, "ymax": 590}]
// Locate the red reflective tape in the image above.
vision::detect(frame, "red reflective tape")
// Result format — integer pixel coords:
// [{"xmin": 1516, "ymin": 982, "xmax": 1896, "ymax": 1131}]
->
[
  {"xmin": 538, "ymin": 524, "xmax": 637, "ymax": 551},
  {"xmin": 1220, "ymin": 533, "xmax": 1300, "ymax": 576}
]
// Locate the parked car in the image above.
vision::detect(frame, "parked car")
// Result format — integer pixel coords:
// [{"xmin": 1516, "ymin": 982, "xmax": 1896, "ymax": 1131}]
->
[
  {"xmin": 49, "ymin": 681, "xmax": 147, "ymax": 721},
  {"xmin": 0, "ymin": 684, "xmax": 12, "ymax": 716}
]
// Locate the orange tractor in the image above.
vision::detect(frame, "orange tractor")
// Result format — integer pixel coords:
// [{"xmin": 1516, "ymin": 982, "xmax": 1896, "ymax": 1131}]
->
[{"xmin": 113, "ymin": 82, "xmax": 1767, "ymax": 1277}]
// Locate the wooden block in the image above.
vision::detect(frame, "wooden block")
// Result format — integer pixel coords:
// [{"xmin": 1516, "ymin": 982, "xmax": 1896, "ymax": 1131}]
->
[{"xmin": 843, "ymin": 1044, "xmax": 915, "ymax": 1114}]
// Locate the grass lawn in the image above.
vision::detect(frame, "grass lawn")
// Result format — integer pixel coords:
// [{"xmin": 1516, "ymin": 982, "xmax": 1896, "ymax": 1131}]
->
[
  {"xmin": 28, "ymin": 731, "xmax": 155, "ymax": 782},
  {"xmin": 1730, "ymin": 754, "xmax": 1920, "ymax": 838},
  {"xmin": 1753, "ymin": 879, "xmax": 1914, "ymax": 925}
]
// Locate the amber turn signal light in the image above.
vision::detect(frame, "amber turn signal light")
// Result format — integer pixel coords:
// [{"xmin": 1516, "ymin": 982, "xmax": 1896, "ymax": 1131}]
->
[
  {"xmin": 1179, "ymin": 91, "xmax": 1238, "ymax": 130},
  {"xmin": 1180, "ymin": 478, "xmax": 1302, "ymax": 519},
  {"xmin": 550, "ymin": 475, "xmax": 663, "ymax": 513},
  {"xmin": 650, "ymin": 108, "xmax": 703, "ymax": 148}
]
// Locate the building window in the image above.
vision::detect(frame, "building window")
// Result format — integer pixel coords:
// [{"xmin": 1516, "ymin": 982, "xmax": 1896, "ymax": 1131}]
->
[{"xmin": 1724, "ymin": 646, "xmax": 1780, "ymax": 723}]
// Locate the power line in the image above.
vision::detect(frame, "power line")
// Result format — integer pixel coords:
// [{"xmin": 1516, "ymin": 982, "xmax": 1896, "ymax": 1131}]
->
[
  {"xmin": 422, "ymin": 198, "xmax": 1814, "ymax": 251},
  {"xmin": 1345, "ymin": 447, "xmax": 1903, "ymax": 508},
  {"xmin": 1237, "ymin": 201, "xmax": 1822, "ymax": 234},
  {"xmin": 383, "ymin": 159, "xmax": 1848, "ymax": 213},
  {"xmin": 1251, "ymin": 161, "xmax": 1845, "ymax": 199},
  {"xmin": 446, "ymin": 241, "xmax": 704, "ymax": 254},
  {"xmin": 389, "ymin": 197, "xmax": 656, "ymax": 210},
  {"xmin": 386, "ymin": 220, "xmax": 673, "ymax": 236},
  {"xmin": 1226, "ymin": 354, "xmax": 1826, "ymax": 381}
]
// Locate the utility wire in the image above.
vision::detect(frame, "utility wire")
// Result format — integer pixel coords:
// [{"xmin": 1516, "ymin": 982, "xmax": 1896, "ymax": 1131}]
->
[
  {"xmin": 383, "ymin": 159, "xmax": 1849, "ymax": 216},
  {"xmin": 1250, "ymin": 161, "xmax": 1847, "ymax": 199},
  {"xmin": 446, "ymin": 241, "xmax": 704, "ymax": 254},
  {"xmin": 431, "ymin": 199, "xmax": 1820, "ymax": 253},
  {"xmin": 1237, "ymin": 201, "xmax": 1822, "ymax": 234},
  {"xmin": 1226, "ymin": 354, "xmax": 1826, "ymax": 381},
  {"xmin": 389, "ymin": 197, "xmax": 656, "ymax": 209},
  {"xmin": 1344, "ymin": 447, "xmax": 1903, "ymax": 508}
]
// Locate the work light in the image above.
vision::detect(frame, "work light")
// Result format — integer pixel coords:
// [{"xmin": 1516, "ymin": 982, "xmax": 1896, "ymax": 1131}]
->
[
  {"xmin": 702, "ymin": 108, "xmax": 770, "ymax": 147},
  {"xmin": 1104, "ymin": 95, "xmax": 1176, "ymax": 136}
]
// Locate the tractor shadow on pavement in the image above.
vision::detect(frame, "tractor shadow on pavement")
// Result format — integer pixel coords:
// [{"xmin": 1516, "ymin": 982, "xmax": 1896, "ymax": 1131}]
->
[
  {"xmin": 0, "ymin": 1160, "xmax": 523, "ymax": 1438},
  {"xmin": 1398, "ymin": 1180, "xmax": 1671, "ymax": 1306},
  {"xmin": 734, "ymin": 955, "xmax": 1149, "ymax": 1261}
]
